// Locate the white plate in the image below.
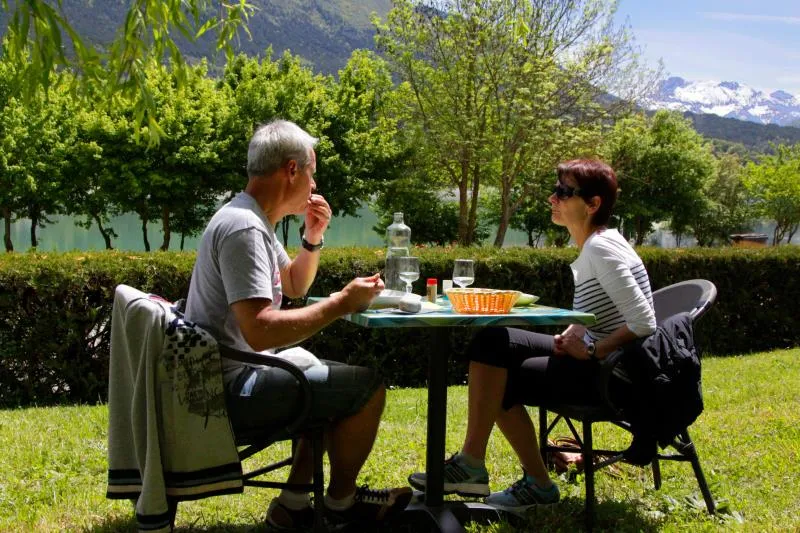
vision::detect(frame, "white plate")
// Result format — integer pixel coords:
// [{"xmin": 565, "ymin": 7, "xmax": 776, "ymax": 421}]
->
[{"xmin": 329, "ymin": 289, "xmax": 421, "ymax": 310}]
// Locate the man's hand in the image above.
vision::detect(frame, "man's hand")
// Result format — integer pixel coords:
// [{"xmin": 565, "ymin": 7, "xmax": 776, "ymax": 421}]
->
[
  {"xmin": 553, "ymin": 332, "xmax": 590, "ymax": 360},
  {"xmin": 304, "ymin": 194, "xmax": 331, "ymax": 244},
  {"xmin": 334, "ymin": 273, "xmax": 384, "ymax": 314}
]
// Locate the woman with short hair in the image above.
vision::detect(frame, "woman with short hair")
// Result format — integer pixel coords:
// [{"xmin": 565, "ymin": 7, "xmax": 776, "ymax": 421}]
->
[{"xmin": 409, "ymin": 159, "xmax": 657, "ymax": 513}]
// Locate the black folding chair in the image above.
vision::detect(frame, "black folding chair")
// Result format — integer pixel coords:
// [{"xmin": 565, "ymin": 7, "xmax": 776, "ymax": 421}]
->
[
  {"xmin": 538, "ymin": 279, "xmax": 718, "ymax": 530},
  {"xmin": 108, "ymin": 285, "xmax": 328, "ymax": 532},
  {"xmin": 217, "ymin": 344, "xmax": 328, "ymax": 533}
]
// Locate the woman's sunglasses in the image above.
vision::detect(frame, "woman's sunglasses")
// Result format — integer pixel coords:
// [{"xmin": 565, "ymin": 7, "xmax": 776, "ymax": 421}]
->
[{"xmin": 552, "ymin": 182, "xmax": 581, "ymax": 200}]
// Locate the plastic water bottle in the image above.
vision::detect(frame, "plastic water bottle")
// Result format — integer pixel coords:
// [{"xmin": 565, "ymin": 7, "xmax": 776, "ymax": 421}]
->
[{"xmin": 385, "ymin": 212, "xmax": 411, "ymax": 291}]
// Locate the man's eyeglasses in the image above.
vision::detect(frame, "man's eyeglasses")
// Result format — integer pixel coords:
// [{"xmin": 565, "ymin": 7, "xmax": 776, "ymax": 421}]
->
[{"xmin": 552, "ymin": 182, "xmax": 581, "ymax": 200}]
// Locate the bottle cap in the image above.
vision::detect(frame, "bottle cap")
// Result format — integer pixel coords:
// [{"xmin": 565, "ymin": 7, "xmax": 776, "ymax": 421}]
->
[{"xmin": 427, "ymin": 278, "xmax": 437, "ymax": 285}]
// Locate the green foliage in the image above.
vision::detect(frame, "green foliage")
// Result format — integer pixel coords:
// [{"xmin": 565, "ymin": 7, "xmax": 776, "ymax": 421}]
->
[
  {"xmin": 1, "ymin": 0, "xmax": 255, "ymax": 144},
  {"xmin": 691, "ymin": 153, "xmax": 754, "ymax": 246},
  {"xmin": 743, "ymin": 143, "xmax": 800, "ymax": 245},
  {"xmin": 0, "ymin": 250, "xmax": 195, "ymax": 407},
  {"xmin": 687, "ymin": 111, "xmax": 800, "ymax": 153},
  {"xmin": 2, "ymin": 246, "xmax": 799, "ymax": 407},
  {"xmin": 375, "ymin": 0, "xmax": 656, "ymax": 246},
  {"xmin": 223, "ymin": 48, "xmax": 411, "ymax": 229},
  {"xmin": 0, "ymin": 63, "xmax": 77, "ymax": 251},
  {"xmin": 3, "ymin": 349, "xmax": 800, "ymax": 530},
  {"xmin": 370, "ymin": 177, "xmax": 492, "ymax": 245},
  {"xmin": 605, "ymin": 111, "xmax": 717, "ymax": 245}
]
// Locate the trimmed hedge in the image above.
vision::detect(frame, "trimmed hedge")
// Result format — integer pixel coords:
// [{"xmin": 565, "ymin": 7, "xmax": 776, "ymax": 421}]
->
[{"xmin": 1, "ymin": 246, "xmax": 798, "ymax": 407}]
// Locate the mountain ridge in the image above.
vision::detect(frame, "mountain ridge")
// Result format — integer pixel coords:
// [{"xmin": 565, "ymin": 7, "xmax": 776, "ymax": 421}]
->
[
  {"xmin": 648, "ymin": 76, "xmax": 800, "ymax": 128},
  {"xmin": 5, "ymin": 2, "xmax": 800, "ymax": 150}
]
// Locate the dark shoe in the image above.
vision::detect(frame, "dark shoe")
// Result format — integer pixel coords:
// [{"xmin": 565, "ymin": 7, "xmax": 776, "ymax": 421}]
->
[
  {"xmin": 326, "ymin": 485, "xmax": 412, "ymax": 525},
  {"xmin": 267, "ymin": 498, "xmax": 315, "ymax": 531}
]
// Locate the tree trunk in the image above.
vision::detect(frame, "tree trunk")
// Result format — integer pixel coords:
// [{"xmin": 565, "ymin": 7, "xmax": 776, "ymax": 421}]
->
[
  {"xmin": 493, "ymin": 179, "xmax": 511, "ymax": 248},
  {"xmin": 527, "ymin": 230, "xmax": 534, "ymax": 247},
  {"xmin": 675, "ymin": 232, "xmax": 683, "ymax": 248},
  {"xmin": 634, "ymin": 216, "xmax": 646, "ymax": 246},
  {"xmin": 30, "ymin": 211, "xmax": 38, "ymax": 248},
  {"xmin": 773, "ymin": 224, "xmax": 784, "ymax": 246},
  {"xmin": 2, "ymin": 207, "xmax": 12, "ymax": 252},
  {"xmin": 159, "ymin": 207, "xmax": 171, "ymax": 251},
  {"xmin": 467, "ymin": 167, "xmax": 480, "ymax": 246},
  {"xmin": 92, "ymin": 214, "xmax": 113, "ymax": 249},
  {"xmin": 457, "ymin": 179, "xmax": 469, "ymax": 245},
  {"xmin": 141, "ymin": 212, "xmax": 150, "ymax": 252},
  {"xmin": 280, "ymin": 218, "xmax": 291, "ymax": 246},
  {"xmin": 180, "ymin": 233, "xmax": 186, "ymax": 251},
  {"xmin": 787, "ymin": 223, "xmax": 799, "ymax": 244}
]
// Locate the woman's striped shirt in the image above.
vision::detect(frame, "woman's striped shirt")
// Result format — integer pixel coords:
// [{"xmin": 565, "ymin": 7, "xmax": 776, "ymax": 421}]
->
[{"xmin": 570, "ymin": 229, "xmax": 656, "ymax": 342}]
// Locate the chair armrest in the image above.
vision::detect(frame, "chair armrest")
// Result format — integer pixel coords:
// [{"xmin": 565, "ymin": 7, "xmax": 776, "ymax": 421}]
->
[{"xmin": 218, "ymin": 344, "xmax": 315, "ymax": 438}]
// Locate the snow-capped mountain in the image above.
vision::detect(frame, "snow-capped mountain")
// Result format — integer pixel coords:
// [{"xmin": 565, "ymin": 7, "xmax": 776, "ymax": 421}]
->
[{"xmin": 646, "ymin": 77, "xmax": 800, "ymax": 127}]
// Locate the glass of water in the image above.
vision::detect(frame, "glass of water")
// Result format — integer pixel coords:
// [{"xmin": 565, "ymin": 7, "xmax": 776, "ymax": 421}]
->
[
  {"xmin": 398, "ymin": 256, "xmax": 420, "ymax": 293},
  {"xmin": 453, "ymin": 259, "xmax": 475, "ymax": 288}
]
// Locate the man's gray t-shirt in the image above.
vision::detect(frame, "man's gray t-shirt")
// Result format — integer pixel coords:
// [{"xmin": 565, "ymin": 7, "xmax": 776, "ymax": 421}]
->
[{"xmin": 185, "ymin": 192, "xmax": 290, "ymax": 371}]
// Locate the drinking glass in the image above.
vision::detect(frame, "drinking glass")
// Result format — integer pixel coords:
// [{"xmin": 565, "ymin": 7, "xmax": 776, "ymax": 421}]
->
[
  {"xmin": 452, "ymin": 259, "xmax": 475, "ymax": 288},
  {"xmin": 398, "ymin": 256, "xmax": 420, "ymax": 293}
]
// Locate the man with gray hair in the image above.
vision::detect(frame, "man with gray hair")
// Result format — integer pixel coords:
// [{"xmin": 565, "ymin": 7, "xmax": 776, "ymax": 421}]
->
[{"xmin": 185, "ymin": 120, "xmax": 411, "ymax": 529}]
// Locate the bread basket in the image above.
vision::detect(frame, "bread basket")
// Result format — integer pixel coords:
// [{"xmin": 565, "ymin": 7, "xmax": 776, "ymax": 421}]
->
[{"xmin": 446, "ymin": 288, "xmax": 521, "ymax": 314}]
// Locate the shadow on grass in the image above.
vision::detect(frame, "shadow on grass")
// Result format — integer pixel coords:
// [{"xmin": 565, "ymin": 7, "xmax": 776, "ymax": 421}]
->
[
  {"xmin": 87, "ymin": 496, "xmax": 660, "ymax": 532},
  {"xmin": 88, "ymin": 514, "xmax": 273, "ymax": 533}
]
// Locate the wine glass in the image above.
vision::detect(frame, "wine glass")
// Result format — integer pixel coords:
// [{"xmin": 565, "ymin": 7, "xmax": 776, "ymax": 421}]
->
[
  {"xmin": 397, "ymin": 256, "xmax": 420, "ymax": 293},
  {"xmin": 452, "ymin": 259, "xmax": 475, "ymax": 288}
]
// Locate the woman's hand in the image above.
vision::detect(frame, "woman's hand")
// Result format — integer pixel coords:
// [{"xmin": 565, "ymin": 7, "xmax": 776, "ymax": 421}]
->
[{"xmin": 554, "ymin": 332, "xmax": 590, "ymax": 360}]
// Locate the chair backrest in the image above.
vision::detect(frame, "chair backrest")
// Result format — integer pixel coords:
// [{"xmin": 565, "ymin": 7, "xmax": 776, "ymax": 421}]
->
[{"xmin": 652, "ymin": 279, "xmax": 717, "ymax": 325}]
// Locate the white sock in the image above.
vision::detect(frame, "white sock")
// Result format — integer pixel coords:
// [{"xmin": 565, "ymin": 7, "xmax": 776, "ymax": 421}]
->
[
  {"xmin": 278, "ymin": 489, "xmax": 311, "ymax": 510},
  {"xmin": 324, "ymin": 491, "xmax": 355, "ymax": 510}
]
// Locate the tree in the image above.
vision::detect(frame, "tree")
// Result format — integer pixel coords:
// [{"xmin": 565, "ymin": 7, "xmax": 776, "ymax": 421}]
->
[
  {"xmin": 375, "ymin": 0, "xmax": 658, "ymax": 246},
  {"xmin": 605, "ymin": 111, "xmax": 716, "ymax": 245},
  {"xmin": 225, "ymin": 49, "xmax": 411, "ymax": 244},
  {"xmin": 691, "ymin": 153, "xmax": 754, "ymax": 246},
  {"xmin": 1, "ymin": 0, "xmax": 254, "ymax": 144},
  {"xmin": 743, "ymin": 144, "xmax": 800, "ymax": 245},
  {"xmin": 0, "ymin": 69, "xmax": 75, "ymax": 250},
  {"xmin": 109, "ymin": 62, "xmax": 238, "ymax": 251}
]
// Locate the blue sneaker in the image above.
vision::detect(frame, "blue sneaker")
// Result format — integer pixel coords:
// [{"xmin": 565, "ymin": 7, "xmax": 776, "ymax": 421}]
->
[
  {"xmin": 408, "ymin": 453, "xmax": 490, "ymax": 497},
  {"xmin": 485, "ymin": 475, "xmax": 560, "ymax": 514}
]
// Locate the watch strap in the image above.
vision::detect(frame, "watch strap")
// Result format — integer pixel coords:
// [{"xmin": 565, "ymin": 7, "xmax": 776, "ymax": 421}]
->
[{"xmin": 301, "ymin": 235, "xmax": 324, "ymax": 252}]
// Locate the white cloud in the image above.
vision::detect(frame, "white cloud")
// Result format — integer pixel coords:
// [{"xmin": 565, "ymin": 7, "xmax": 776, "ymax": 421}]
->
[
  {"xmin": 702, "ymin": 12, "xmax": 800, "ymax": 25},
  {"xmin": 634, "ymin": 28, "xmax": 800, "ymax": 95}
]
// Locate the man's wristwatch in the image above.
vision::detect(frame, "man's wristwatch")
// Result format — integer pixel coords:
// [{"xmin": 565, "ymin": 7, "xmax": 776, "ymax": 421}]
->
[
  {"xmin": 586, "ymin": 341, "xmax": 598, "ymax": 361},
  {"xmin": 301, "ymin": 235, "xmax": 324, "ymax": 252}
]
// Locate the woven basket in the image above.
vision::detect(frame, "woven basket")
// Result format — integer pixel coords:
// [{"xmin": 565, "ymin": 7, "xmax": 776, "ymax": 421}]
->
[{"xmin": 446, "ymin": 288, "xmax": 521, "ymax": 314}]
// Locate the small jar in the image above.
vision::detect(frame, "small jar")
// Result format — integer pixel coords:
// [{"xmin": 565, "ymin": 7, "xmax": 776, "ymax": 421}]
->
[{"xmin": 426, "ymin": 278, "xmax": 438, "ymax": 303}]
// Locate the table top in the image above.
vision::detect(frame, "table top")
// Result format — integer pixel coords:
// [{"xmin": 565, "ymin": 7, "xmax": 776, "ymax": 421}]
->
[{"xmin": 307, "ymin": 297, "xmax": 595, "ymax": 329}]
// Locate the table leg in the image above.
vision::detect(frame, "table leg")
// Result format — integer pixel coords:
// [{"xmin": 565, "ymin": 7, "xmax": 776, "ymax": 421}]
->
[
  {"xmin": 424, "ymin": 328, "xmax": 449, "ymax": 507},
  {"xmin": 402, "ymin": 328, "xmax": 503, "ymax": 533}
]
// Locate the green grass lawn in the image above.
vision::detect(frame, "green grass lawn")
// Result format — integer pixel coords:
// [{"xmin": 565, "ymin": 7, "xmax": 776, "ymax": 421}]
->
[{"xmin": 1, "ymin": 348, "xmax": 799, "ymax": 532}]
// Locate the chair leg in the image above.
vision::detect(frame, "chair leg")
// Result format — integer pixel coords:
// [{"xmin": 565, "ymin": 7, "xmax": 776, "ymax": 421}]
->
[
  {"xmin": 539, "ymin": 407, "xmax": 549, "ymax": 464},
  {"xmin": 311, "ymin": 429, "xmax": 326, "ymax": 533},
  {"xmin": 681, "ymin": 429, "xmax": 716, "ymax": 514},
  {"xmin": 582, "ymin": 419, "xmax": 595, "ymax": 532},
  {"xmin": 652, "ymin": 457, "xmax": 662, "ymax": 490}
]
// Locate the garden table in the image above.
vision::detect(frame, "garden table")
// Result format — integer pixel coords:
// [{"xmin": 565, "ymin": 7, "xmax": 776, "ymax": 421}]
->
[{"xmin": 308, "ymin": 297, "xmax": 595, "ymax": 532}]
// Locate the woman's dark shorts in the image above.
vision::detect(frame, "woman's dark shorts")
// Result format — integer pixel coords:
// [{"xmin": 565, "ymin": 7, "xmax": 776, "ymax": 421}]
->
[
  {"xmin": 466, "ymin": 327, "xmax": 629, "ymax": 410},
  {"xmin": 223, "ymin": 359, "xmax": 382, "ymax": 436}
]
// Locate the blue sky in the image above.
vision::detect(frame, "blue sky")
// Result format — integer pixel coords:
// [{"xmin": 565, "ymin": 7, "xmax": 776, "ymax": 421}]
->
[{"xmin": 615, "ymin": 0, "xmax": 800, "ymax": 95}]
